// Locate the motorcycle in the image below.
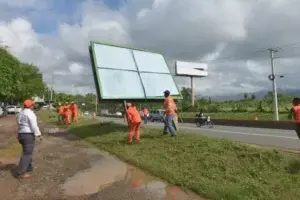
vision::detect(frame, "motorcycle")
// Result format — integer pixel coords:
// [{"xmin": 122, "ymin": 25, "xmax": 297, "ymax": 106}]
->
[{"xmin": 195, "ymin": 114, "xmax": 213, "ymax": 128}]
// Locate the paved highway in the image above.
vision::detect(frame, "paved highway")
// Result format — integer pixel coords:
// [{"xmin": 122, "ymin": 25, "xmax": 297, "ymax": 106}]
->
[{"xmin": 97, "ymin": 116, "xmax": 300, "ymax": 150}]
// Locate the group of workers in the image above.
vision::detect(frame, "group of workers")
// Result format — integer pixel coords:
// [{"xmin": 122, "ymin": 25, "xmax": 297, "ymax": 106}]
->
[
  {"xmin": 125, "ymin": 90, "xmax": 178, "ymax": 144},
  {"xmin": 56, "ymin": 102, "xmax": 78, "ymax": 125}
]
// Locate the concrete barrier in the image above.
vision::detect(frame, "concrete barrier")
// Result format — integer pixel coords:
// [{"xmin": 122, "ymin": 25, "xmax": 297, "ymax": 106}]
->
[{"xmin": 99, "ymin": 115, "xmax": 296, "ymax": 130}]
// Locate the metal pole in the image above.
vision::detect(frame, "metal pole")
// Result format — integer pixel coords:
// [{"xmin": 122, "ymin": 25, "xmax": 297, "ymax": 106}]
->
[
  {"xmin": 191, "ymin": 76, "xmax": 195, "ymax": 106},
  {"xmin": 50, "ymin": 74, "xmax": 54, "ymax": 101},
  {"xmin": 95, "ymin": 94, "xmax": 98, "ymax": 114},
  {"xmin": 269, "ymin": 49, "xmax": 279, "ymax": 121}
]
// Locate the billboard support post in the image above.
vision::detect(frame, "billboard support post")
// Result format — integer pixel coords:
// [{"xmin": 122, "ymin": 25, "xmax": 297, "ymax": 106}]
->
[{"xmin": 191, "ymin": 76, "xmax": 195, "ymax": 106}]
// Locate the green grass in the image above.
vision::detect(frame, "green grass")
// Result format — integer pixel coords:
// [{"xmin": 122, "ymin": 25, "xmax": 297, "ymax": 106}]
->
[
  {"xmin": 39, "ymin": 111, "xmax": 300, "ymax": 200},
  {"xmin": 180, "ymin": 112, "xmax": 291, "ymax": 121}
]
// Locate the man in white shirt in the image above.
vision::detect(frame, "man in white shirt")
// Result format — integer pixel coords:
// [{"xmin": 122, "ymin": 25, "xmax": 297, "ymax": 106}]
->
[{"xmin": 16, "ymin": 99, "xmax": 42, "ymax": 178}]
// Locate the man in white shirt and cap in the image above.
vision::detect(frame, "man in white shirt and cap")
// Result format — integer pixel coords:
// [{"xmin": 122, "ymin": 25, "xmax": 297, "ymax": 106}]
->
[{"xmin": 16, "ymin": 99, "xmax": 42, "ymax": 178}]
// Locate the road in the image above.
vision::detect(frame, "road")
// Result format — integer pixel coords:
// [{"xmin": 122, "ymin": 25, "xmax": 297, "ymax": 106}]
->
[{"xmin": 98, "ymin": 116, "xmax": 300, "ymax": 150}]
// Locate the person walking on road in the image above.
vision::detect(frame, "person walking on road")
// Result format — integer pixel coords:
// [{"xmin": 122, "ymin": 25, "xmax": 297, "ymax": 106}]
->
[
  {"xmin": 163, "ymin": 90, "xmax": 177, "ymax": 137},
  {"xmin": 142, "ymin": 107, "xmax": 149, "ymax": 124},
  {"xmin": 126, "ymin": 103, "xmax": 142, "ymax": 144},
  {"xmin": 289, "ymin": 97, "xmax": 300, "ymax": 139},
  {"xmin": 71, "ymin": 101, "xmax": 78, "ymax": 123},
  {"xmin": 16, "ymin": 99, "xmax": 42, "ymax": 178}
]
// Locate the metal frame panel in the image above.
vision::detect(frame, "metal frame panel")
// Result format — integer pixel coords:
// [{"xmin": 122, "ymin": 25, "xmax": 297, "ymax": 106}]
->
[{"xmin": 89, "ymin": 41, "xmax": 182, "ymax": 102}]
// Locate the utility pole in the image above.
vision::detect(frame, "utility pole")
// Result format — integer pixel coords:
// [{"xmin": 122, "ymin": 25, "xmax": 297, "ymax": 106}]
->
[
  {"xmin": 50, "ymin": 73, "xmax": 54, "ymax": 102},
  {"xmin": 268, "ymin": 49, "xmax": 279, "ymax": 121},
  {"xmin": 191, "ymin": 76, "xmax": 195, "ymax": 106}
]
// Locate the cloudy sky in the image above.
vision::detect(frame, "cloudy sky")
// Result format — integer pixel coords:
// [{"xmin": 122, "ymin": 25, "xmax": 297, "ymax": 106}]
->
[{"xmin": 0, "ymin": 0, "xmax": 299, "ymax": 97}]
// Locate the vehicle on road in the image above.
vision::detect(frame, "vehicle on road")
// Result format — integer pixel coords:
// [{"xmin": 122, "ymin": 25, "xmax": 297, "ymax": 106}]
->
[
  {"xmin": 195, "ymin": 114, "xmax": 213, "ymax": 128},
  {"xmin": 6, "ymin": 105, "xmax": 17, "ymax": 114},
  {"xmin": 15, "ymin": 106, "xmax": 22, "ymax": 113},
  {"xmin": 149, "ymin": 109, "xmax": 165, "ymax": 122}
]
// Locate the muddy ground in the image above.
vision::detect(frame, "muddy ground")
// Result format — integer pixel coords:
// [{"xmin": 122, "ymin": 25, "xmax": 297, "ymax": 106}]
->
[{"xmin": 0, "ymin": 115, "xmax": 204, "ymax": 200}]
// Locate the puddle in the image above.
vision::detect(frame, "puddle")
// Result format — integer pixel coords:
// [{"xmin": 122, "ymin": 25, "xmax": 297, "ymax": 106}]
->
[{"xmin": 62, "ymin": 149, "xmax": 205, "ymax": 200}]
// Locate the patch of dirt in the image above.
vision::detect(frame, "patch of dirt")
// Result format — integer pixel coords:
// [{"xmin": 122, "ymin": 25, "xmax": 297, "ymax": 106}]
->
[
  {"xmin": 0, "ymin": 115, "xmax": 17, "ymax": 149},
  {"xmin": 0, "ymin": 116, "xmax": 204, "ymax": 200}
]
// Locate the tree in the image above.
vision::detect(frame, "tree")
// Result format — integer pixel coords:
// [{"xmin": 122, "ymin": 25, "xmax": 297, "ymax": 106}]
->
[
  {"xmin": 251, "ymin": 93, "xmax": 256, "ymax": 100},
  {"xmin": 0, "ymin": 48, "xmax": 20, "ymax": 101},
  {"xmin": 180, "ymin": 87, "xmax": 192, "ymax": 102},
  {"xmin": 17, "ymin": 63, "xmax": 46, "ymax": 101},
  {"xmin": 243, "ymin": 93, "xmax": 248, "ymax": 100}
]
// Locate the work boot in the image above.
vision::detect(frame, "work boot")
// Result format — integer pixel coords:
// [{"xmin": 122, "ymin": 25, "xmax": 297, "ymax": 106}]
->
[{"xmin": 17, "ymin": 173, "xmax": 31, "ymax": 179}]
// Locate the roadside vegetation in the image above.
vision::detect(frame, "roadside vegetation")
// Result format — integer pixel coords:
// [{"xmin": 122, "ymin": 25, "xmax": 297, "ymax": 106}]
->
[{"xmin": 40, "ymin": 111, "xmax": 300, "ymax": 200}]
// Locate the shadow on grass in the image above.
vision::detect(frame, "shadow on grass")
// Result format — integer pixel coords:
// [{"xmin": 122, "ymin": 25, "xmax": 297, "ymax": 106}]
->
[{"xmin": 286, "ymin": 159, "xmax": 300, "ymax": 174}]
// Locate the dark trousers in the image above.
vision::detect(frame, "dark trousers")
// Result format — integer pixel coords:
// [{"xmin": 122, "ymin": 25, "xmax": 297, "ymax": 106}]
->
[
  {"xmin": 143, "ymin": 116, "xmax": 148, "ymax": 124},
  {"xmin": 17, "ymin": 133, "xmax": 35, "ymax": 175},
  {"xmin": 296, "ymin": 123, "xmax": 300, "ymax": 139}
]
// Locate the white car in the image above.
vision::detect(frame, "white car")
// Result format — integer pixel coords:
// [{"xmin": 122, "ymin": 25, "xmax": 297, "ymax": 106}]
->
[
  {"xmin": 15, "ymin": 106, "xmax": 22, "ymax": 113},
  {"xmin": 6, "ymin": 105, "xmax": 16, "ymax": 114},
  {"xmin": 149, "ymin": 109, "xmax": 165, "ymax": 122},
  {"xmin": 115, "ymin": 112, "xmax": 122, "ymax": 116}
]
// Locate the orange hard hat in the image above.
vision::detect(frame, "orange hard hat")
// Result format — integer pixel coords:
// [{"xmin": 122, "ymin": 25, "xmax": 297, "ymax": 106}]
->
[
  {"xmin": 126, "ymin": 103, "xmax": 132, "ymax": 107},
  {"xmin": 24, "ymin": 99, "xmax": 34, "ymax": 108}
]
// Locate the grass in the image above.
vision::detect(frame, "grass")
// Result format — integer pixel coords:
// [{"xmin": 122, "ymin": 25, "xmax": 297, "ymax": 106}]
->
[
  {"xmin": 180, "ymin": 112, "xmax": 290, "ymax": 121},
  {"xmin": 39, "ymin": 111, "xmax": 300, "ymax": 200},
  {"xmin": 0, "ymin": 142, "xmax": 21, "ymax": 158}
]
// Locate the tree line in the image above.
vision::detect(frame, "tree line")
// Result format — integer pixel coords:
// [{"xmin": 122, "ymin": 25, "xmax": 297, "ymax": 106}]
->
[{"xmin": 0, "ymin": 47, "xmax": 45, "ymax": 105}]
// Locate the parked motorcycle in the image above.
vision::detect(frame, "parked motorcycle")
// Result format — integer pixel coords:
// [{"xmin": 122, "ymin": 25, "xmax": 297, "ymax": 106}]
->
[{"xmin": 195, "ymin": 114, "xmax": 213, "ymax": 128}]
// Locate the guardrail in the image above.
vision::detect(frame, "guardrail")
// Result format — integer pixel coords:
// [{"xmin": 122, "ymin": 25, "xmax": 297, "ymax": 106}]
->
[{"xmin": 99, "ymin": 115, "xmax": 296, "ymax": 130}]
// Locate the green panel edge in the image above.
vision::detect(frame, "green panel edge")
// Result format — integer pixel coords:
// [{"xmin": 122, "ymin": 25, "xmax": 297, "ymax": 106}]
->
[{"xmin": 89, "ymin": 40, "xmax": 183, "ymax": 101}]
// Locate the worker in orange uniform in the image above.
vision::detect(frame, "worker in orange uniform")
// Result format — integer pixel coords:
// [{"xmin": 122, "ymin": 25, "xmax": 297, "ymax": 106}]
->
[
  {"xmin": 126, "ymin": 103, "xmax": 142, "ymax": 144},
  {"xmin": 163, "ymin": 90, "xmax": 177, "ymax": 137},
  {"xmin": 289, "ymin": 97, "xmax": 300, "ymax": 139},
  {"xmin": 57, "ymin": 102, "xmax": 64, "ymax": 124},
  {"xmin": 142, "ymin": 107, "xmax": 149, "ymax": 124},
  {"xmin": 71, "ymin": 101, "xmax": 78, "ymax": 123},
  {"xmin": 63, "ymin": 102, "xmax": 71, "ymax": 125}
]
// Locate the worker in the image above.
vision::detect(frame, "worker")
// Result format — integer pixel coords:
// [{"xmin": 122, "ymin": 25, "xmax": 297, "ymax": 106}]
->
[
  {"xmin": 57, "ymin": 102, "xmax": 64, "ymax": 124},
  {"xmin": 163, "ymin": 90, "xmax": 177, "ymax": 137},
  {"xmin": 16, "ymin": 99, "xmax": 42, "ymax": 178},
  {"xmin": 71, "ymin": 101, "xmax": 78, "ymax": 123},
  {"xmin": 142, "ymin": 107, "xmax": 149, "ymax": 124},
  {"xmin": 126, "ymin": 103, "xmax": 142, "ymax": 144},
  {"xmin": 289, "ymin": 97, "xmax": 300, "ymax": 139},
  {"xmin": 64, "ymin": 102, "xmax": 71, "ymax": 125}
]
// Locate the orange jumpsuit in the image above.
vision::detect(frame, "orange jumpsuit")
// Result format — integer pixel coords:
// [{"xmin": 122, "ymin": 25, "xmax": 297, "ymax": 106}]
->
[
  {"xmin": 292, "ymin": 105, "xmax": 300, "ymax": 138},
  {"xmin": 71, "ymin": 103, "xmax": 78, "ymax": 122},
  {"xmin": 64, "ymin": 104, "xmax": 71, "ymax": 124},
  {"xmin": 127, "ymin": 106, "xmax": 142, "ymax": 144},
  {"xmin": 58, "ymin": 106, "xmax": 64, "ymax": 123}
]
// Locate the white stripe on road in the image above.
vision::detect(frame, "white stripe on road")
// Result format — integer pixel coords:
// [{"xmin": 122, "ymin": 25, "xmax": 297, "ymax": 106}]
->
[{"xmin": 146, "ymin": 123, "xmax": 299, "ymax": 140}]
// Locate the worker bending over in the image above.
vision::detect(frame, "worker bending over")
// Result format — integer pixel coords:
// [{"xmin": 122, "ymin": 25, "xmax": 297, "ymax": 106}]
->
[
  {"xmin": 289, "ymin": 97, "xmax": 300, "ymax": 139},
  {"xmin": 163, "ymin": 90, "xmax": 177, "ymax": 137},
  {"xmin": 71, "ymin": 101, "xmax": 78, "ymax": 123},
  {"xmin": 126, "ymin": 103, "xmax": 142, "ymax": 144}
]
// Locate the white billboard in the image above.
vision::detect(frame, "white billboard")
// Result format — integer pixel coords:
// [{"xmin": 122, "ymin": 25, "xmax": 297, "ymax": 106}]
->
[{"xmin": 175, "ymin": 61, "xmax": 208, "ymax": 77}]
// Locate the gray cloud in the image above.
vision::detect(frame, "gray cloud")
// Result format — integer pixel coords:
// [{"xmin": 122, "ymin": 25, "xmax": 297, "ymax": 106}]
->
[{"xmin": 0, "ymin": 0, "xmax": 299, "ymax": 97}]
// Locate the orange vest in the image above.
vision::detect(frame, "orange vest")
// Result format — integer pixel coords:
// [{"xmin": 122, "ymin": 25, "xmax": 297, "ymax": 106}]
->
[
  {"xmin": 127, "ymin": 107, "xmax": 141, "ymax": 123},
  {"xmin": 58, "ymin": 106, "xmax": 64, "ymax": 115},
  {"xmin": 71, "ymin": 104, "xmax": 78, "ymax": 113},
  {"xmin": 64, "ymin": 105, "xmax": 71, "ymax": 114},
  {"xmin": 293, "ymin": 105, "xmax": 300, "ymax": 123},
  {"xmin": 163, "ymin": 96, "xmax": 177, "ymax": 115}
]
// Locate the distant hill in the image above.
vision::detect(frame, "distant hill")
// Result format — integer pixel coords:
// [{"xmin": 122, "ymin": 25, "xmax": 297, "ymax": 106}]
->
[{"xmin": 200, "ymin": 88, "xmax": 300, "ymax": 101}]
